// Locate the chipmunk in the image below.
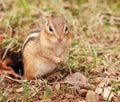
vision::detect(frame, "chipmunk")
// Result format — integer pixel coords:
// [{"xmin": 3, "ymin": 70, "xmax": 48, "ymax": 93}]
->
[{"xmin": 22, "ymin": 15, "xmax": 72, "ymax": 80}]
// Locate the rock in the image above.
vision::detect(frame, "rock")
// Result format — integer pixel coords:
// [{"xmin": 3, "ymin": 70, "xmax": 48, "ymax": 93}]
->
[
  {"xmin": 64, "ymin": 72, "xmax": 87, "ymax": 87},
  {"xmin": 97, "ymin": 73, "xmax": 107, "ymax": 78}
]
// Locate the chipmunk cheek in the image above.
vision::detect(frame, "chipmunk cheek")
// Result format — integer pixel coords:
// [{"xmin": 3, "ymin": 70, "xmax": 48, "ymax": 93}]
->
[
  {"xmin": 62, "ymin": 38, "xmax": 66, "ymax": 43},
  {"xmin": 50, "ymin": 37, "xmax": 57, "ymax": 43},
  {"xmin": 64, "ymin": 36, "xmax": 70, "ymax": 42}
]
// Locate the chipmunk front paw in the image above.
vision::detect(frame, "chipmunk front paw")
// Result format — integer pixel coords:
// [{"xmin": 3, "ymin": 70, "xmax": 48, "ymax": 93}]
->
[{"xmin": 54, "ymin": 57, "xmax": 62, "ymax": 64}]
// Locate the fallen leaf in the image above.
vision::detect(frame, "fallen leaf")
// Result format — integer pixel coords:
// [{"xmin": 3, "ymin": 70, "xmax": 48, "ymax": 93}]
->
[
  {"xmin": 91, "ymin": 77, "xmax": 102, "ymax": 84},
  {"xmin": 0, "ymin": 12, "xmax": 5, "ymax": 22},
  {"xmin": 16, "ymin": 87, "xmax": 24, "ymax": 93},
  {"xmin": 0, "ymin": 75, "xmax": 6, "ymax": 87},
  {"xmin": 118, "ymin": 91, "xmax": 120, "ymax": 97},
  {"xmin": 0, "ymin": 58, "xmax": 19, "ymax": 78},
  {"xmin": 103, "ymin": 86, "xmax": 113, "ymax": 101},
  {"xmin": 95, "ymin": 81, "xmax": 114, "ymax": 101},
  {"xmin": 77, "ymin": 88, "xmax": 87, "ymax": 97},
  {"xmin": 8, "ymin": 88, "xmax": 13, "ymax": 93},
  {"xmin": 86, "ymin": 90, "xmax": 99, "ymax": 102},
  {"xmin": 55, "ymin": 83, "xmax": 60, "ymax": 90},
  {"xmin": 0, "ymin": 75, "xmax": 4, "ymax": 83},
  {"xmin": 0, "ymin": 35, "xmax": 3, "ymax": 44},
  {"xmin": 40, "ymin": 99, "xmax": 52, "ymax": 102},
  {"xmin": 95, "ymin": 86, "xmax": 103, "ymax": 95},
  {"xmin": 64, "ymin": 72, "xmax": 87, "ymax": 87},
  {"xmin": 107, "ymin": 68, "xmax": 116, "ymax": 76},
  {"xmin": 95, "ymin": 81, "xmax": 106, "ymax": 95},
  {"xmin": 92, "ymin": 67, "xmax": 104, "ymax": 74},
  {"xmin": 104, "ymin": 71, "xmax": 110, "ymax": 76},
  {"xmin": 65, "ymin": 93, "xmax": 74, "ymax": 99},
  {"xmin": 78, "ymin": 101, "xmax": 87, "ymax": 102},
  {"xmin": 46, "ymin": 72, "xmax": 63, "ymax": 82}
]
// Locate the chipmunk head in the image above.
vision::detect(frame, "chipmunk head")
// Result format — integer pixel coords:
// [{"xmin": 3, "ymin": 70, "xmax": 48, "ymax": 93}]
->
[{"xmin": 44, "ymin": 14, "xmax": 71, "ymax": 44}]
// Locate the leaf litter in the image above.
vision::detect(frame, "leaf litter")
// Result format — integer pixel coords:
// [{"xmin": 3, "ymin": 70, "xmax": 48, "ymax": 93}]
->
[{"xmin": 0, "ymin": 0, "xmax": 120, "ymax": 102}]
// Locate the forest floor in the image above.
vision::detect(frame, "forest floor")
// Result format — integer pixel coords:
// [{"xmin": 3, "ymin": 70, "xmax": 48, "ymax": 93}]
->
[{"xmin": 0, "ymin": 0, "xmax": 120, "ymax": 102}]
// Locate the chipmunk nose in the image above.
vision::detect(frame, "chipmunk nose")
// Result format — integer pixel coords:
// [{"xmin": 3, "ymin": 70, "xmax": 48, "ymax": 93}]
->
[{"xmin": 57, "ymin": 38, "xmax": 62, "ymax": 42}]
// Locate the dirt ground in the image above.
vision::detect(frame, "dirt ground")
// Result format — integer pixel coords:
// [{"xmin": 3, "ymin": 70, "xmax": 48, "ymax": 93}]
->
[{"xmin": 0, "ymin": 0, "xmax": 120, "ymax": 102}]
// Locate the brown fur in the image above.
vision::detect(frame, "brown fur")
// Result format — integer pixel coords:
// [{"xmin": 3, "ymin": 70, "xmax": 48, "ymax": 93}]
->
[{"xmin": 22, "ymin": 15, "xmax": 72, "ymax": 80}]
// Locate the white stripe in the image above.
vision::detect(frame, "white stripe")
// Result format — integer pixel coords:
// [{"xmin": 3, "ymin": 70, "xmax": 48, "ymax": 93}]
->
[{"xmin": 22, "ymin": 33, "xmax": 39, "ymax": 51}]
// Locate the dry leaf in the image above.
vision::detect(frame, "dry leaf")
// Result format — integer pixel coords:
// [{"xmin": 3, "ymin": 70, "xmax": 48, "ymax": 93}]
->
[
  {"xmin": 107, "ymin": 68, "xmax": 116, "ymax": 76},
  {"xmin": 92, "ymin": 67, "xmax": 104, "ymax": 74},
  {"xmin": 103, "ymin": 86, "xmax": 113, "ymax": 101},
  {"xmin": 95, "ymin": 81, "xmax": 106, "ymax": 95},
  {"xmin": 65, "ymin": 93, "xmax": 74, "ymax": 98},
  {"xmin": 0, "ymin": 75, "xmax": 6, "ymax": 87},
  {"xmin": 0, "ymin": 75, "xmax": 4, "ymax": 83},
  {"xmin": 86, "ymin": 90, "xmax": 99, "ymax": 102},
  {"xmin": 64, "ymin": 72, "xmax": 87, "ymax": 87},
  {"xmin": 77, "ymin": 88, "xmax": 87, "ymax": 97},
  {"xmin": 95, "ymin": 86, "xmax": 103, "ymax": 95},
  {"xmin": 0, "ymin": 35, "xmax": 3, "ymax": 44},
  {"xmin": 46, "ymin": 72, "xmax": 63, "ymax": 82},
  {"xmin": 78, "ymin": 101, "xmax": 87, "ymax": 102},
  {"xmin": 0, "ymin": 58, "xmax": 19, "ymax": 78},
  {"xmin": 95, "ymin": 81, "xmax": 114, "ymax": 101},
  {"xmin": 16, "ymin": 87, "xmax": 24, "ymax": 93},
  {"xmin": 0, "ymin": 12, "xmax": 5, "ymax": 22},
  {"xmin": 40, "ymin": 99, "xmax": 52, "ymax": 102},
  {"xmin": 55, "ymin": 83, "xmax": 60, "ymax": 90},
  {"xmin": 118, "ymin": 91, "xmax": 120, "ymax": 97}
]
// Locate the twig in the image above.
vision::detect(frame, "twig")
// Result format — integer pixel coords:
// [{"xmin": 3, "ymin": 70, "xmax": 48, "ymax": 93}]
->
[
  {"xmin": 3, "ymin": 75, "xmax": 24, "ymax": 84},
  {"xmin": 0, "ymin": 86, "xmax": 9, "ymax": 101},
  {"xmin": 2, "ymin": 40, "xmax": 14, "ymax": 60},
  {"xmin": 53, "ymin": 81, "xmax": 87, "ymax": 86},
  {"xmin": 0, "ymin": 75, "xmax": 4, "ymax": 83}
]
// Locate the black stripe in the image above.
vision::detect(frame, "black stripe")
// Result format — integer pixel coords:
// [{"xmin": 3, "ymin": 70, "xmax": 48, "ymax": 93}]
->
[
  {"xmin": 22, "ymin": 37, "xmax": 36, "ymax": 51},
  {"xmin": 22, "ymin": 28, "xmax": 42, "ymax": 51}
]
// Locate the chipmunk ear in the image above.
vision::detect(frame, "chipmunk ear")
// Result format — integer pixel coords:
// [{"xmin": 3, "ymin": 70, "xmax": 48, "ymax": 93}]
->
[
  {"xmin": 61, "ymin": 13, "xmax": 65, "ymax": 21},
  {"xmin": 45, "ymin": 14, "xmax": 55, "ymax": 34},
  {"xmin": 45, "ymin": 14, "xmax": 52, "ymax": 26},
  {"xmin": 47, "ymin": 14, "xmax": 52, "ymax": 24}
]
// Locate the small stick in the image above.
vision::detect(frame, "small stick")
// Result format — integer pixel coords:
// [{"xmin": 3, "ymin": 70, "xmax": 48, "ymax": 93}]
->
[{"xmin": 3, "ymin": 75, "xmax": 23, "ymax": 84}]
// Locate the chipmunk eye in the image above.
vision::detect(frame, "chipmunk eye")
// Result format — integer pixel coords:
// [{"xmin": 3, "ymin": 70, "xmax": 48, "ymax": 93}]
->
[
  {"xmin": 49, "ymin": 26, "xmax": 53, "ymax": 32},
  {"xmin": 65, "ymin": 26, "xmax": 68, "ymax": 32},
  {"xmin": 64, "ymin": 25, "xmax": 69, "ymax": 34}
]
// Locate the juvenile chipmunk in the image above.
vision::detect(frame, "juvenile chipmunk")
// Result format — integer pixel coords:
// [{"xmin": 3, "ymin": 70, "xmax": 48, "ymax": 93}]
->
[{"xmin": 22, "ymin": 15, "xmax": 72, "ymax": 80}]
